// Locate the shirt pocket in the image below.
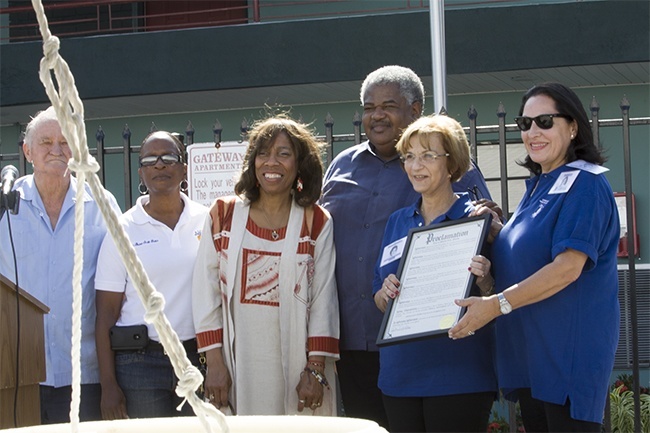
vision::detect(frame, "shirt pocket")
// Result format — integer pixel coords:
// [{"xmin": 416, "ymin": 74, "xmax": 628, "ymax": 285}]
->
[
  {"xmin": 82, "ymin": 223, "xmax": 106, "ymax": 265},
  {"xmin": 9, "ymin": 218, "xmax": 45, "ymax": 262}
]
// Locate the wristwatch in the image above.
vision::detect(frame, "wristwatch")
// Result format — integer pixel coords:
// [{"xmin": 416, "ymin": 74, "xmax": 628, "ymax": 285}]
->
[{"xmin": 497, "ymin": 293, "xmax": 512, "ymax": 315}]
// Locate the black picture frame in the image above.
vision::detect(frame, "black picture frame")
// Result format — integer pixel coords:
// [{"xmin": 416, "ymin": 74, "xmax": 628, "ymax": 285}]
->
[{"xmin": 376, "ymin": 213, "xmax": 492, "ymax": 347}]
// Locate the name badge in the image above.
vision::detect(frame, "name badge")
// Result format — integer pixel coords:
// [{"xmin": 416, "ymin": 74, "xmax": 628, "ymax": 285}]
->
[
  {"xmin": 566, "ymin": 159, "xmax": 609, "ymax": 175},
  {"xmin": 549, "ymin": 170, "xmax": 579, "ymax": 194},
  {"xmin": 380, "ymin": 236, "xmax": 406, "ymax": 267}
]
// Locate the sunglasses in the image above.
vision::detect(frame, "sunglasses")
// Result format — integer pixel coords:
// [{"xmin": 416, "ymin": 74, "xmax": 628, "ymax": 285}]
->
[
  {"xmin": 139, "ymin": 153, "xmax": 182, "ymax": 167},
  {"xmin": 514, "ymin": 114, "xmax": 572, "ymax": 131}
]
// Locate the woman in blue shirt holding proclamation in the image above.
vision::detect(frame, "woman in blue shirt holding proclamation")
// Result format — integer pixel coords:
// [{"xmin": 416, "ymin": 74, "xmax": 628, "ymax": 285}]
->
[
  {"xmin": 373, "ymin": 114, "xmax": 497, "ymax": 433},
  {"xmin": 450, "ymin": 82, "xmax": 619, "ymax": 433}
]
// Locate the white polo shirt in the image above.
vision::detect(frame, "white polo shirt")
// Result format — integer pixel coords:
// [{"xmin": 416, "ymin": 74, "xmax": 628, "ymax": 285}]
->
[{"xmin": 95, "ymin": 193, "xmax": 208, "ymax": 341}]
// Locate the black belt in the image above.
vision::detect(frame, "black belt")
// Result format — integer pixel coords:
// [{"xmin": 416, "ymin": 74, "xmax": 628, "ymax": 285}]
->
[{"xmin": 144, "ymin": 338, "xmax": 197, "ymax": 354}]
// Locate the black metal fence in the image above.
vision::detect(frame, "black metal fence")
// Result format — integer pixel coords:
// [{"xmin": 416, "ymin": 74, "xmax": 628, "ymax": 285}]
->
[{"xmin": 3, "ymin": 97, "xmax": 648, "ymax": 213}]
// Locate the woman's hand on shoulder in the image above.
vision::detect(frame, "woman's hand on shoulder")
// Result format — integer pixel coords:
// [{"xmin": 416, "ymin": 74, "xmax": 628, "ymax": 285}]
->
[
  {"xmin": 470, "ymin": 201, "xmax": 504, "ymax": 242},
  {"xmin": 472, "ymin": 199, "xmax": 504, "ymax": 220}
]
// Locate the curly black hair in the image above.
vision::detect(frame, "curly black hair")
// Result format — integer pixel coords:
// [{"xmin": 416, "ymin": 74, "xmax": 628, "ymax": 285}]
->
[{"xmin": 235, "ymin": 116, "xmax": 324, "ymax": 207}]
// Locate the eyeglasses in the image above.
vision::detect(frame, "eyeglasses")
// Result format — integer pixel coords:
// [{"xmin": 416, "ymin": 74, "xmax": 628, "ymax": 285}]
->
[
  {"xmin": 139, "ymin": 153, "xmax": 182, "ymax": 167},
  {"xmin": 400, "ymin": 151, "xmax": 449, "ymax": 164},
  {"xmin": 514, "ymin": 114, "xmax": 572, "ymax": 131}
]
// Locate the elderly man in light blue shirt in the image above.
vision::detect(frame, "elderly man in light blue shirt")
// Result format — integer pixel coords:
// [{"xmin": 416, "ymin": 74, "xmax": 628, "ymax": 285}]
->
[{"xmin": 0, "ymin": 107, "xmax": 120, "ymax": 424}]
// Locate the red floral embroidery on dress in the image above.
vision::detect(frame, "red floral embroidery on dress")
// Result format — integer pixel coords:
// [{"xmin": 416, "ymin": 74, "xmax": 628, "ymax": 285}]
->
[{"xmin": 306, "ymin": 256, "xmax": 315, "ymax": 286}]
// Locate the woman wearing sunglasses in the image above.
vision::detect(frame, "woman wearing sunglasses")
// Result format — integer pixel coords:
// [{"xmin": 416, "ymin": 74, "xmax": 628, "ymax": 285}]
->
[
  {"xmin": 95, "ymin": 131, "xmax": 208, "ymax": 419},
  {"xmin": 450, "ymin": 82, "xmax": 619, "ymax": 432},
  {"xmin": 373, "ymin": 114, "xmax": 497, "ymax": 433}
]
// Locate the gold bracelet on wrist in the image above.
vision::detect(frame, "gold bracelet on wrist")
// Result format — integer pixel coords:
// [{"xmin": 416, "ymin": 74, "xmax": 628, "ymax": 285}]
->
[
  {"xmin": 307, "ymin": 360, "xmax": 325, "ymax": 370},
  {"xmin": 482, "ymin": 282, "xmax": 495, "ymax": 296}
]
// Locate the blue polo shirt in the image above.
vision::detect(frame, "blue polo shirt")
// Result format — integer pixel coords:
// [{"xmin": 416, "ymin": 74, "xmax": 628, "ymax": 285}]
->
[
  {"xmin": 320, "ymin": 141, "xmax": 491, "ymax": 352},
  {"xmin": 491, "ymin": 162, "xmax": 619, "ymax": 423},
  {"xmin": 372, "ymin": 194, "xmax": 497, "ymax": 397}
]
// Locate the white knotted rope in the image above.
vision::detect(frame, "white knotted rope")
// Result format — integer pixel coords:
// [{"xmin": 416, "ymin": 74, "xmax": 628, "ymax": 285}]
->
[{"xmin": 30, "ymin": 1, "xmax": 228, "ymax": 432}]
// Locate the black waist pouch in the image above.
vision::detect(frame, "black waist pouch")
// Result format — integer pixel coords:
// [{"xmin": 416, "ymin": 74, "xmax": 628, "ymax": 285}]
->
[{"xmin": 109, "ymin": 325, "xmax": 149, "ymax": 351}]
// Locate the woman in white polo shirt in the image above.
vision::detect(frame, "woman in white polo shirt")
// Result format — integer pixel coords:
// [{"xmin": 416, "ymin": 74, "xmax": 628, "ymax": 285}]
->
[{"xmin": 94, "ymin": 131, "xmax": 208, "ymax": 419}]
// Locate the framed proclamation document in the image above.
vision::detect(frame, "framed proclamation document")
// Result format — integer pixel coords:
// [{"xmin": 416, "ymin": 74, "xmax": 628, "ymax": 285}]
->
[{"xmin": 376, "ymin": 213, "xmax": 492, "ymax": 347}]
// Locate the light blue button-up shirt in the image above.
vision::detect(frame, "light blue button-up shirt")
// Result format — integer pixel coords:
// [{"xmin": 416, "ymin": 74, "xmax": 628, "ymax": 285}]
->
[{"xmin": 0, "ymin": 175, "xmax": 120, "ymax": 387}]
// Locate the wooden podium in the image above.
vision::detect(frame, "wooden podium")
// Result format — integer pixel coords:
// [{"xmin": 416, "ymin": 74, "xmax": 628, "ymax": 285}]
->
[{"xmin": 0, "ymin": 273, "xmax": 49, "ymax": 428}]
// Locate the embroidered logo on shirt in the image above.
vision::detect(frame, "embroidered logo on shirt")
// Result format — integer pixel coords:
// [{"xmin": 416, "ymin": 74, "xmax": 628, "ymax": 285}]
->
[
  {"xmin": 532, "ymin": 199, "xmax": 549, "ymax": 218},
  {"xmin": 133, "ymin": 239, "xmax": 159, "ymax": 247}
]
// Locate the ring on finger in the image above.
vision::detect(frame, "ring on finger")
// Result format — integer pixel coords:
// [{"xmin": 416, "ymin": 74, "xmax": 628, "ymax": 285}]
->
[{"xmin": 299, "ymin": 399, "xmax": 305, "ymax": 404}]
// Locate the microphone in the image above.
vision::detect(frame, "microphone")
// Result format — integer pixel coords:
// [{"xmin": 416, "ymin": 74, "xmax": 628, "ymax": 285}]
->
[
  {"xmin": 1, "ymin": 165, "xmax": 20, "ymax": 217},
  {"xmin": 1, "ymin": 165, "xmax": 19, "ymax": 196}
]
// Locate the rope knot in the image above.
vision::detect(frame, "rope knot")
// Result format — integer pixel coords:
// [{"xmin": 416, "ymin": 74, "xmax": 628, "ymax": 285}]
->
[
  {"xmin": 176, "ymin": 365, "xmax": 204, "ymax": 397},
  {"xmin": 42, "ymin": 36, "xmax": 60, "ymax": 67},
  {"xmin": 175, "ymin": 365, "xmax": 204, "ymax": 412},
  {"xmin": 68, "ymin": 157, "xmax": 100, "ymax": 174},
  {"xmin": 143, "ymin": 291, "xmax": 165, "ymax": 323}
]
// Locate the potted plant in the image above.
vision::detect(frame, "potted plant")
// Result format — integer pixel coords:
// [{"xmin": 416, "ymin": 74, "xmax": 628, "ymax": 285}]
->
[{"xmin": 609, "ymin": 374, "xmax": 650, "ymax": 433}]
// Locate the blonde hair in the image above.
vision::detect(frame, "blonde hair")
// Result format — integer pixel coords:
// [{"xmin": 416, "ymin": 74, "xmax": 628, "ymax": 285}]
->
[{"xmin": 396, "ymin": 114, "xmax": 470, "ymax": 182}]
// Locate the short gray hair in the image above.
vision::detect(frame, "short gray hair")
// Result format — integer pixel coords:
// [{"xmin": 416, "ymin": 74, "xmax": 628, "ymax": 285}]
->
[
  {"xmin": 360, "ymin": 65, "xmax": 425, "ymax": 108},
  {"xmin": 24, "ymin": 106, "xmax": 58, "ymax": 148}
]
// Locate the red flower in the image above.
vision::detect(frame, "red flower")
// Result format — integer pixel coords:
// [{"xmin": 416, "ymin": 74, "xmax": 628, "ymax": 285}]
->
[{"xmin": 487, "ymin": 422, "xmax": 502, "ymax": 432}]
